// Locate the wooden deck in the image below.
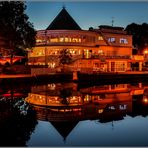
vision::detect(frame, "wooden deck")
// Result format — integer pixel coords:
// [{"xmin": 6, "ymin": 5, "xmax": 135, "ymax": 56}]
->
[{"xmin": 0, "ymin": 74, "xmax": 31, "ymax": 79}]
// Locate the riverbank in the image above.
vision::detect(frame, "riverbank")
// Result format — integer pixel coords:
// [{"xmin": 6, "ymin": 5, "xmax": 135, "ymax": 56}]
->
[
  {"xmin": 77, "ymin": 71, "xmax": 148, "ymax": 84},
  {"xmin": 0, "ymin": 71, "xmax": 148, "ymax": 86},
  {"xmin": 0, "ymin": 73, "xmax": 73, "ymax": 85}
]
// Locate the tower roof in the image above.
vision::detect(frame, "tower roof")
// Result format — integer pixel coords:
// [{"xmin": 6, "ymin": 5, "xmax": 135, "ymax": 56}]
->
[
  {"xmin": 50, "ymin": 121, "xmax": 79, "ymax": 140},
  {"xmin": 46, "ymin": 7, "xmax": 81, "ymax": 30}
]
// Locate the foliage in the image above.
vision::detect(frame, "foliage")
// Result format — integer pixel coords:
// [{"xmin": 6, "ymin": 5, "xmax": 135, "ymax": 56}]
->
[
  {"xmin": 0, "ymin": 1, "xmax": 36, "ymax": 63},
  {"xmin": 59, "ymin": 88, "xmax": 72, "ymax": 105},
  {"xmin": 58, "ymin": 48, "xmax": 72, "ymax": 65},
  {"xmin": 125, "ymin": 23, "xmax": 148, "ymax": 53}
]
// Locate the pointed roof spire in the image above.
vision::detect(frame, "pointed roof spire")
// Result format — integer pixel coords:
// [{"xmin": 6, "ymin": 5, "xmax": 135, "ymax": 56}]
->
[
  {"xmin": 62, "ymin": 3, "xmax": 66, "ymax": 9},
  {"xmin": 50, "ymin": 121, "xmax": 79, "ymax": 140},
  {"xmin": 46, "ymin": 7, "xmax": 81, "ymax": 30}
]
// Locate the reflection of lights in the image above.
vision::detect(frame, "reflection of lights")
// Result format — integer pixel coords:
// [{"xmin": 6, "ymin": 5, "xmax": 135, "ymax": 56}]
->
[
  {"xmin": 48, "ymin": 83, "xmax": 56, "ymax": 90},
  {"xmin": 143, "ymin": 98, "xmax": 148, "ymax": 103},
  {"xmin": 144, "ymin": 50, "xmax": 148, "ymax": 54},
  {"xmin": 119, "ymin": 104, "xmax": 127, "ymax": 110},
  {"xmin": 73, "ymin": 108, "xmax": 81, "ymax": 111},
  {"xmin": 98, "ymin": 109, "xmax": 103, "ymax": 114},
  {"xmin": 84, "ymin": 95, "xmax": 91, "ymax": 102},
  {"xmin": 98, "ymin": 49, "xmax": 103, "ymax": 54},
  {"xmin": 108, "ymin": 106, "xmax": 115, "ymax": 110}
]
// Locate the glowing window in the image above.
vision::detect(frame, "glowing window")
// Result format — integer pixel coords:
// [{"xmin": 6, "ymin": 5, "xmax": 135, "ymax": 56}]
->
[
  {"xmin": 59, "ymin": 37, "xmax": 64, "ymax": 42},
  {"xmin": 98, "ymin": 50, "xmax": 103, "ymax": 54},
  {"xmin": 65, "ymin": 37, "xmax": 69, "ymax": 42},
  {"xmin": 50, "ymin": 38, "xmax": 58, "ymax": 42},
  {"xmin": 120, "ymin": 38, "xmax": 128, "ymax": 44},
  {"xmin": 108, "ymin": 37, "xmax": 115, "ymax": 43},
  {"xmin": 98, "ymin": 36, "xmax": 103, "ymax": 40}
]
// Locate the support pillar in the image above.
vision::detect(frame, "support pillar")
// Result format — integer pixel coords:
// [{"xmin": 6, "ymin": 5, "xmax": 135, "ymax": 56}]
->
[
  {"xmin": 139, "ymin": 62, "xmax": 142, "ymax": 71},
  {"xmin": 139, "ymin": 83, "xmax": 142, "ymax": 88},
  {"xmin": 108, "ymin": 61, "xmax": 111, "ymax": 72},
  {"xmin": 73, "ymin": 71, "xmax": 78, "ymax": 81}
]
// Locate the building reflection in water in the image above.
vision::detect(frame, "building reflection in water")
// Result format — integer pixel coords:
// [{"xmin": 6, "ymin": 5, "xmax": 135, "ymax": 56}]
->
[{"xmin": 25, "ymin": 82, "xmax": 148, "ymax": 141}]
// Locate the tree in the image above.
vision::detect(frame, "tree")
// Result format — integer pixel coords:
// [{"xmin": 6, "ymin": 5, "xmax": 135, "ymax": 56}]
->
[
  {"xmin": 58, "ymin": 48, "xmax": 72, "ymax": 69},
  {"xmin": 0, "ymin": 1, "xmax": 36, "ymax": 65},
  {"xmin": 125, "ymin": 23, "xmax": 148, "ymax": 54},
  {"xmin": 59, "ymin": 88, "xmax": 72, "ymax": 105}
]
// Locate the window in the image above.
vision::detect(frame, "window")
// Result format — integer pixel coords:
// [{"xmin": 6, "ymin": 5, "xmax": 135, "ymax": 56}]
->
[
  {"xmin": 72, "ymin": 38, "xmax": 79, "ymax": 42},
  {"xmin": 69, "ymin": 49, "xmax": 76, "ymax": 55},
  {"xmin": 98, "ymin": 50, "xmax": 103, "ymax": 54},
  {"xmin": 120, "ymin": 38, "xmax": 128, "ymax": 44},
  {"xmin": 115, "ymin": 62, "xmax": 126, "ymax": 72},
  {"xmin": 50, "ymin": 38, "xmax": 58, "ymax": 42},
  {"xmin": 65, "ymin": 37, "xmax": 69, "ymax": 42},
  {"xmin": 98, "ymin": 36, "xmax": 103, "ymax": 40},
  {"xmin": 59, "ymin": 37, "xmax": 64, "ymax": 42},
  {"xmin": 36, "ymin": 39, "xmax": 43, "ymax": 43},
  {"xmin": 48, "ymin": 62, "xmax": 55, "ymax": 68},
  {"xmin": 108, "ymin": 37, "xmax": 115, "ymax": 43}
]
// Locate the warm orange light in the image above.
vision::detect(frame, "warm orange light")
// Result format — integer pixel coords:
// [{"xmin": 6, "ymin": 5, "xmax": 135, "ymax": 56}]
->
[
  {"xmin": 98, "ymin": 109, "xmax": 103, "ymax": 114},
  {"xmin": 143, "ymin": 98, "xmax": 148, "ymax": 103},
  {"xmin": 144, "ymin": 50, "xmax": 148, "ymax": 54}
]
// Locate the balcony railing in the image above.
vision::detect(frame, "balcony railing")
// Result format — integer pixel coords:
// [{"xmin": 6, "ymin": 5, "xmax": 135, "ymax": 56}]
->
[{"xmin": 92, "ymin": 55, "xmax": 131, "ymax": 59}]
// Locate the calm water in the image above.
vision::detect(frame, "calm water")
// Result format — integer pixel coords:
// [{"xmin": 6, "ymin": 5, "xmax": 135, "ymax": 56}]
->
[{"xmin": 0, "ymin": 82, "xmax": 148, "ymax": 146}]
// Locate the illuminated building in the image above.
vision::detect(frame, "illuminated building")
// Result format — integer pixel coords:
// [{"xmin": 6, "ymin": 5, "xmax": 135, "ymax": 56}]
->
[{"xmin": 28, "ymin": 7, "xmax": 143, "ymax": 73}]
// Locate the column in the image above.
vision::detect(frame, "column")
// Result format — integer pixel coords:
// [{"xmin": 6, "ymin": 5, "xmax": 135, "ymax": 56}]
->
[
  {"xmin": 139, "ymin": 62, "xmax": 142, "ymax": 71},
  {"xmin": 108, "ymin": 61, "xmax": 111, "ymax": 72},
  {"xmin": 73, "ymin": 71, "xmax": 78, "ymax": 81}
]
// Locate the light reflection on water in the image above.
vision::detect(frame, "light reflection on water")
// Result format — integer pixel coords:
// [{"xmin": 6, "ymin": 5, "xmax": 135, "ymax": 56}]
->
[{"xmin": 1, "ymin": 82, "xmax": 148, "ymax": 146}]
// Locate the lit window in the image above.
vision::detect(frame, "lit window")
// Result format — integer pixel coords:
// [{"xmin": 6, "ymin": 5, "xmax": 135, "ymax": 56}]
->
[
  {"xmin": 144, "ymin": 50, "xmax": 148, "ymax": 54},
  {"xmin": 69, "ymin": 49, "xmax": 75, "ymax": 55},
  {"xmin": 48, "ymin": 62, "xmax": 55, "ymax": 68},
  {"xmin": 119, "ymin": 104, "xmax": 127, "ymax": 110},
  {"xmin": 72, "ymin": 38, "xmax": 78, "ymax": 42},
  {"xmin": 98, "ymin": 109, "xmax": 103, "ymax": 114},
  {"xmin": 98, "ymin": 36, "xmax": 103, "ymax": 40},
  {"xmin": 36, "ymin": 39, "xmax": 43, "ymax": 43},
  {"xmin": 59, "ymin": 37, "xmax": 64, "ymax": 42},
  {"xmin": 98, "ymin": 50, "xmax": 103, "ymax": 54},
  {"xmin": 50, "ymin": 38, "xmax": 58, "ymax": 42},
  {"xmin": 65, "ymin": 37, "xmax": 69, "ymax": 42},
  {"xmin": 69, "ymin": 38, "xmax": 72, "ymax": 42},
  {"xmin": 120, "ymin": 38, "xmax": 128, "ymax": 44},
  {"xmin": 48, "ymin": 83, "xmax": 56, "ymax": 90},
  {"xmin": 108, "ymin": 37, "xmax": 115, "ymax": 43}
]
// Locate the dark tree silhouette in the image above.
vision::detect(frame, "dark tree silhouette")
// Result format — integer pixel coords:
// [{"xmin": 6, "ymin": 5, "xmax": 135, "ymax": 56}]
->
[
  {"xmin": 125, "ymin": 23, "xmax": 148, "ymax": 54},
  {"xmin": 59, "ymin": 48, "xmax": 72, "ymax": 65},
  {"xmin": 59, "ymin": 88, "xmax": 72, "ymax": 105},
  {"xmin": 0, "ymin": 1, "xmax": 36, "ymax": 64},
  {"xmin": 58, "ymin": 48, "xmax": 72, "ymax": 72},
  {"xmin": 0, "ymin": 97, "xmax": 37, "ymax": 146}
]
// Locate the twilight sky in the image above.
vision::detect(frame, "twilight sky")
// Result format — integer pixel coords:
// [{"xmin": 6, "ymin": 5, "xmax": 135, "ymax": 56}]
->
[{"xmin": 26, "ymin": 1, "xmax": 148, "ymax": 31}]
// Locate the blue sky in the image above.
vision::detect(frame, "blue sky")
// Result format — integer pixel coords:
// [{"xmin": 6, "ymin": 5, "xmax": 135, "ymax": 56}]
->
[{"xmin": 26, "ymin": 1, "xmax": 148, "ymax": 30}]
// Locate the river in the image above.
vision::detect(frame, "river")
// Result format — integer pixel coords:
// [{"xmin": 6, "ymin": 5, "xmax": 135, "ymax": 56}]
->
[{"xmin": 0, "ymin": 81, "xmax": 148, "ymax": 146}]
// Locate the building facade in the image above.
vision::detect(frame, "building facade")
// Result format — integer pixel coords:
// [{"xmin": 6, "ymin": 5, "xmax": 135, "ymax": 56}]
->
[{"xmin": 28, "ymin": 7, "xmax": 138, "ymax": 73}]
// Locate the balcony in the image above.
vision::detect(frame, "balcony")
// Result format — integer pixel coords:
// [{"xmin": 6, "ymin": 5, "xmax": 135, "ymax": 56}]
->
[{"xmin": 92, "ymin": 55, "xmax": 131, "ymax": 60}]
